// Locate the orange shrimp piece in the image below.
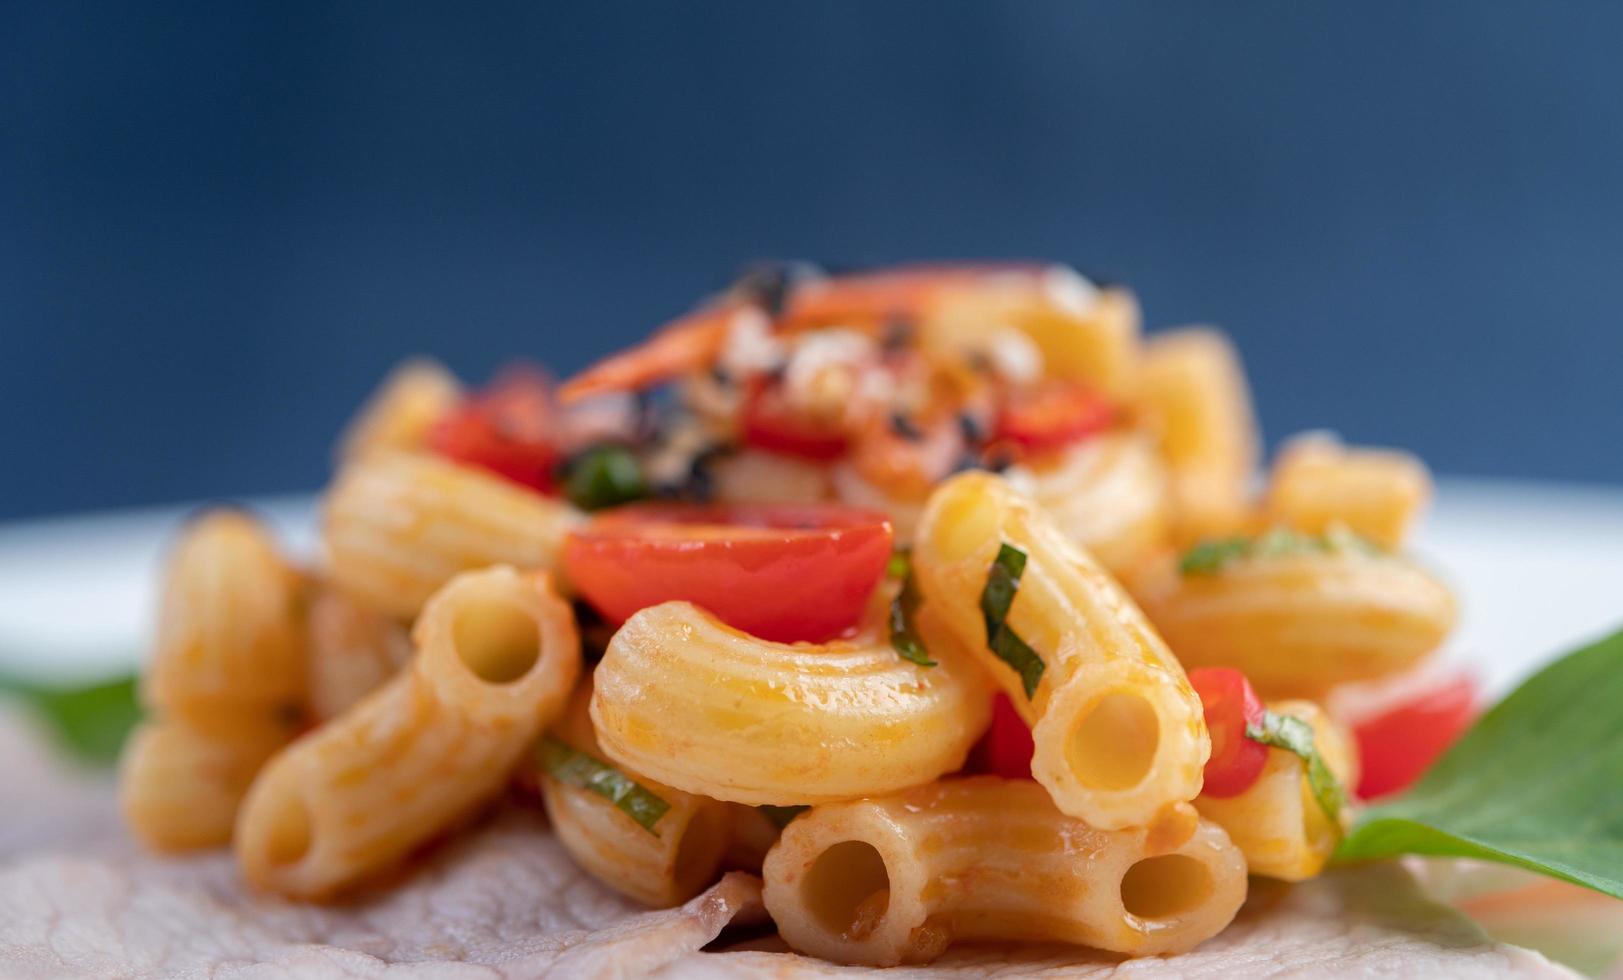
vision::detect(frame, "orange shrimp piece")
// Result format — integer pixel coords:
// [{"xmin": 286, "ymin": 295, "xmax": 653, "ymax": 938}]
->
[
  {"xmin": 780, "ymin": 263, "xmax": 1048, "ymax": 332},
  {"xmin": 558, "ymin": 304, "xmax": 739, "ymax": 404}
]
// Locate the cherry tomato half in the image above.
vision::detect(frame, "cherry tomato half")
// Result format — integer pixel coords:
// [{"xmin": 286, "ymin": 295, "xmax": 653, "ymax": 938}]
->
[
  {"xmin": 993, "ymin": 380, "xmax": 1115, "ymax": 453},
  {"xmin": 1352, "ymin": 671, "xmax": 1478, "ymax": 800},
  {"xmin": 964, "ymin": 693, "xmax": 1036, "ymax": 780},
  {"xmin": 740, "ymin": 379, "xmax": 850, "ymax": 460},
  {"xmin": 1188, "ymin": 667, "xmax": 1270, "ymax": 798},
  {"xmin": 563, "ymin": 503, "xmax": 893, "ymax": 643},
  {"xmin": 429, "ymin": 369, "xmax": 560, "ymax": 493}
]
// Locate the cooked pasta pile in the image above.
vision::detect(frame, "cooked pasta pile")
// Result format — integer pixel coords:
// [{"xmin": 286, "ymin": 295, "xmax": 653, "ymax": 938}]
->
[{"xmin": 120, "ymin": 261, "xmax": 1461, "ymax": 965}]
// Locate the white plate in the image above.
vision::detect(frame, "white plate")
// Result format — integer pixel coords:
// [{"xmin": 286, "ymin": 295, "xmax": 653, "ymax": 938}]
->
[{"xmin": 1, "ymin": 479, "xmax": 1621, "ymax": 691}]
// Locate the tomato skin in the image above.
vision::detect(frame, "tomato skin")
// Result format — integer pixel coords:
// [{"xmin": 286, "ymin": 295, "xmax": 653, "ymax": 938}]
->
[
  {"xmin": 1188, "ymin": 667, "xmax": 1270, "ymax": 798},
  {"xmin": 429, "ymin": 370, "xmax": 560, "ymax": 492},
  {"xmin": 740, "ymin": 379, "xmax": 850, "ymax": 460},
  {"xmin": 562, "ymin": 503, "xmax": 893, "ymax": 643},
  {"xmin": 965, "ymin": 693, "xmax": 1036, "ymax": 779},
  {"xmin": 993, "ymin": 380, "xmax": 1115, "ymax": 452},
  {"xmin": 1353, "ymin": 672, "xmax": 1478, "ymax": 800}
]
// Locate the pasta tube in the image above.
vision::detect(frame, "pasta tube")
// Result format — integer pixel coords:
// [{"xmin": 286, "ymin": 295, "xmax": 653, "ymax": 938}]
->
[
  {"xmin": 1135, "ymin": 541, "xmax": 1457, "ymax": 697},
  {"xmin": 305, "ymin": 586, "xmax": 412, "ymax": 723},
  {"xmin": 122, "ymin": 510, "xmax": 306, "ymax": 851},
  {"xmin": 1136, "ymin": 327, "xmax": 1259, "ymax": 543},
  {"xmin": 1196, "ymin": 700, "xmax": 1357, "ymax": 881},
  {"xmin": 538, "ymin": 678, "xmax": 733, "ymax": 908},
  {"xmin": 1009, "ymin": 431, "xmax": 1172, "ymax": 575},
  {"xmin": 145, "ymin": 510, "xmax": 306, "ymax": 714},
  {"xmin": 589, "ymin": 600, "xmax": 992, "ymax": 806},
  {"xmin": 762, "ymin": 777, "xmax": 1247, "ymax": 966},
  {"xmin": 322, "ymin": 451, "xmax": 583, "ymax": 619},
  {"xmin": 335, "ymin": 358, "xmax": 462, "ymax": 463},
  {"xmin": 912, "ymin": 471, "xmax": 1208, "ymax": 830},
  {"xmin": 120, "ymin": 712, "xmax": 298, "ymax": 852},
  {"xmin": 1267, "ymin": 432, "xmax": 1432, "ymax": 549},
  {"xmin": 235, "ymin": 566, "xmax": 579, "ymax": 898},
  {"xmin": 923, "ymin": 274, "xmax": 1142, "ymax": 400}
]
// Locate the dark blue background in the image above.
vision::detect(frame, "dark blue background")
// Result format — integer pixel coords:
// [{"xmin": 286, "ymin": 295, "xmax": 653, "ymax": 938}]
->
[{"xmin": 4, "ymin": 2, "xmax": 1620, "ymax": 520}]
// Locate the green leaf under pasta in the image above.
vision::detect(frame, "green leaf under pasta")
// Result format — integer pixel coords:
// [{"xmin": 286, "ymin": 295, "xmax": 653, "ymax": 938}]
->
[
  {"xmin": 0, "ymin": 671, "xmax": 141, "ymax": 766},
  {"xmin": 1336, "ymin": 626, "xmax": 1623, "ymax": 899},
  {"xmin": 537, "ymin": 736, "xmax": 672, "ymax": 834}
]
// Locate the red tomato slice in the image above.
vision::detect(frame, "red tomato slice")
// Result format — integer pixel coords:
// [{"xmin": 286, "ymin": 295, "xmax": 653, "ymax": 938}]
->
[
  {"xmin": 1188, "ymin": 667, "xmax": 1270, "ymax": 798},
  {"xmin": 993, "ymin": 380, "xmax": 1115, "ymax": 452},
  {"xmin": 964, "ymin": 693, "xmax": 1036, "ymax": 779},
  {"xmin": 429, "ymin": 369, "xmax": 560, "ymax": 492},
  {"xmin": 563, "ymin": 503, "xmax": 893, "ymax": 643},
  {"xmin": 1352, "ymin": 671, "xmax": 1478, "ymax": 800},
  {"xmin": 740, "ymin": 378, "xmax": 850, "ymax": 460}
]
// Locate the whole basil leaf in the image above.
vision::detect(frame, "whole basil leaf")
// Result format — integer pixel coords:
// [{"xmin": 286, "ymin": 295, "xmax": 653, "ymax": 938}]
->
[
  {"xmin": 1335, "ymin": 627, "xmax": 1623, "ymax": 898},
  {"xmin": 0, "ymin": 671, "xmax": 142, "ymax": 766}
]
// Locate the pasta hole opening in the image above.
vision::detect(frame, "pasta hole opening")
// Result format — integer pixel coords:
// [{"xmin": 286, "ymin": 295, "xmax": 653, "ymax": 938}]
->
[
  {"xmin": 1066, "ymin": 691, "xmax": 1159, "ymax": 790},
  {"xmin": 452, "ymin": 600, "xmax": 541, "ymax": 684},
  {"xmin": 803, "ymin": 840, "xmax": 892, "ymax": 940},
  {"xmin": 1120, "ymin": 854, "xmax": 1212, "ymax": 920},
  {"xmin": 935, "ymin": 491, "xmax": 1000, "ymax": 563},
  {"xmin": 262, "ymin": 791, "xmax": 313, "ymax": 867}
]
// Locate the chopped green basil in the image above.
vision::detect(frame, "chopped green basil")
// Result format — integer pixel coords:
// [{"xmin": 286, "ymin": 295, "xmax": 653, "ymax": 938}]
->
[
  {"xmin": 759, "ymin": 804, "xmax": 809, "ymax": 828},
  {"xmin": 537, "ymin": 736, "xmax": 671, "ymax": 834},
  {"xmin": 0, "ymin": 672, "xmax": 142, "ymax": 766},
  {"xmin": 1179, "ymin": 526, "xmax": 1379, "ymax": 576},
  {"xmin": 980, "ymin": 543, "xmax": 1044, "ymax": 698},
  {"xmin": 888, "ymin": 565, "xmax": 936, "ymax": 668},
  {"xmin": 1177, "ymin": 537, "xmax": 1251, "ymax": 575},
  {"xmin": 1246, "ymin": 710, "xmax": 1345, "ymax": 824},
  {"xmin": 1336, "ymin": 627, "xmax": 1623, "ymax": 899},
  {"xmin": 885, "ymin": 549, "xmax": 912, "ymax": 581},
  {"xmin": 561, "ymin": 445, "xmax": 649, "ymax": 511}
]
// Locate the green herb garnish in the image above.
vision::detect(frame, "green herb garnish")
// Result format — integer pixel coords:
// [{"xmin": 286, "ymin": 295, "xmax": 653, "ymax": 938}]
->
[
  {"xmin": 561, "ymin": 445, "xmax": 648, "ymax": 511},
  {"xmin": 1336, "ymin": 627, "xmax": 1623, "ymax": 899},
  {"xmin": 1177, "ymin": 537, "xmax": 1251, "ymax": 575},
  {"xmin": 980, "ymin": 543, "xmax": 1044, "ymax": 698},
  {"xmin": 1247, "ymin": 710, "xmax": 1345, "ymax": 823},
  {"xmin": 0, "ymin": 672, "xmax": 142, "ymax": 766},
  {"xmin": 888, "ymin": 561, "xmax": 936, "ymax": 668},
  {"xmin": 759, "ymin": 804, "xmax": 809, "ymax": 828},
  {"xmin": 538, "ymin": 737, "xmax": 671, "ymax": 834},
  {"xmin": 885, "ymin": 549, "xmax": 912, "ymax": 581},
  {"xmin": 1179, "ymin": 526, "xmax": 1379, "ymax": 576}
]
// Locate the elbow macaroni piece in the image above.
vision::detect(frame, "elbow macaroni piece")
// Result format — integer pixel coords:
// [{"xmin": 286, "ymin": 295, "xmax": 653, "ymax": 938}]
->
[
  {"xmin": 1136, "ymin": 547, "xmax": 1457, "ymax": 698},
  {"xmin": 322, "ymin": 451, "xmax": 583, "ymax": 619},
  {"xmin": 336, "ymin": 358, "xmax": 463, "ymax": 463},
  {"xmin": 1136, "ymin": 328, "xmax": 1259, "ymax": 544},
  {"xmin": 1267, "ymin": 432, "xmax": 1432, "ymax": 549},
  {"xmin": 762, "ymin": 777, "xmax": 1247, "ymax": 966},
  {"xmin": 589, "ymin": 601, "xmax": 992, "ymax": 806},
  {"xmin": 122, "ymin": 510, "xmax": 306, "ymax": 850},
  {"xmin": 235, "ymin": 566, "xmax": 580, "ymax": 898},
  {"xmin": 912, "ymin": 471, "xmax": 1208, "ymax": 831},
  {"xmin": 1195, "ymin": 700, "xmax": 1357, "ymax": 881},
  {"xmin": 1008, "ymin": 431, "xmax": 1173, "ymax": 576},
  {"xmin": 539, "ymin": 678, "xmax": 733, "ymax": 908},
  {"xmin": 305, "ymin": 586, "xmax": 412, "ymax": 723}
]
